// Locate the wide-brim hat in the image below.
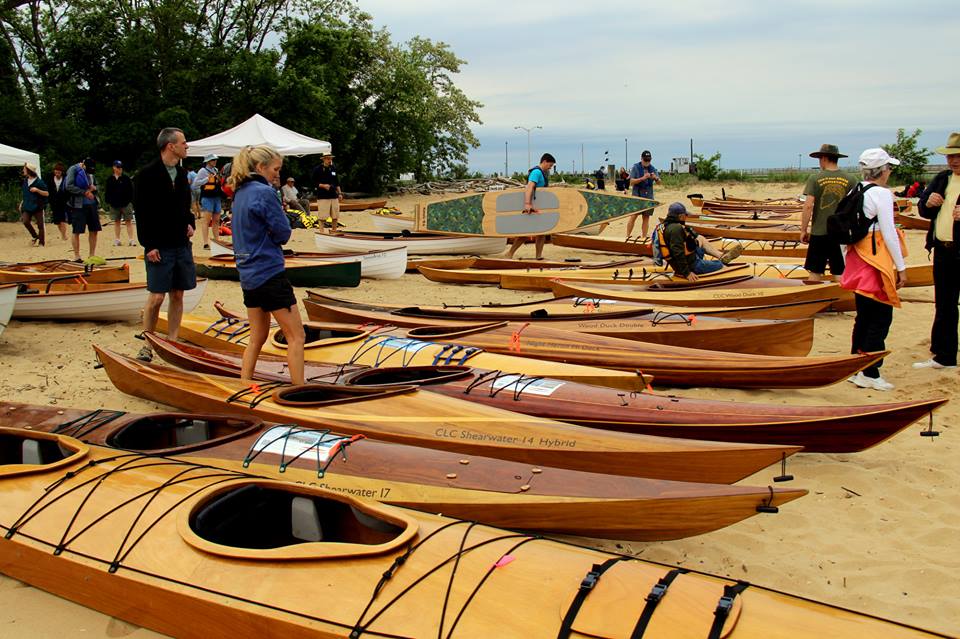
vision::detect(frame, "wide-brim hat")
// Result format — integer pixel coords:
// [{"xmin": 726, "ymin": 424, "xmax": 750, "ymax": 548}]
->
[
  {"xmin": 935, "ymin": 132, "xmax": 960, "ymax": 155},
  {"xmin": 203, "ymin": 153, "xmax": 218, "ymax": 163},
  {"xmin": 321, "ymin": 152, "xmax": 335, "ymax": 159},
  {"xmin": 810, "ymin": 144, "xmax": 847, "ymax": 159},
  {"xmin": 23, "ymin": 162, "xmax": 38, "ymax": 174}
]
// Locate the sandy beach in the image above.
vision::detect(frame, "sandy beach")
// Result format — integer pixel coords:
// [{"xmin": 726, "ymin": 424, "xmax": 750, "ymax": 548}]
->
[{"xmin": 0, "ymin": 181, "xmax": 957, "ymax": 637}]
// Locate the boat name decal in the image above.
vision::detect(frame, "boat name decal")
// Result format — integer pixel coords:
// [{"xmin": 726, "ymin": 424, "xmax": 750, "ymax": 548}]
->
[{"xmin": 489, "ymin": 374, "xmax": 565, "ymax": 396}]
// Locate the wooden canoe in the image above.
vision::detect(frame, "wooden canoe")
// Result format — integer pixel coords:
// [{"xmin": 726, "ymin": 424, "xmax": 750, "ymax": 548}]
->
[
  {"xmin": 0, "ymin": 284, "xmax": 14, "ymax": 336},
  {"xmin": 3, "ymin": 403, "xmax": 804, "ymax": 541},
  {"xmin": 304, "ymin": 289, "xmax": 836, "ymax": 321},
  {"xmin": 0, "ymin": 433, "xmax": 944, "ymax": 639},
  {"xmin": 300, "ymin": 296, "xmax": 816, "ymax": 357},
  {"xmin": 13, "ymin": 279, "xmax": 207, "ymax": 321},
  {"xmin": 687, "ymin": 222, "xmax": 803, "ymax": 242},
  {"xmin": 210, "ymin": 239, "xmax": 407, "ymax": 280},
  {"xmin": 369, "ymin": 210, "xmax": 415, "ymax": 233},
  {"xmin": 97, "ymin": 348, "xmax": 728, "ymax": 480},
  {"xmin": 549, "ymin": 277, "xmax": 845, "ymax": 308},
  {"xmin": 194, "ymin": 256, "xmax": 361, "ymax": 287},
  {"xmin": 161, "ymin": 310, "xmax": 652, "ymax": 392},
  {"xmin": 145, "ymin": 334, "xmax": 947, "ymax": 454},
  {"xmin": 196, "ymin": 304, "xmax": 882, "ymax": 389},
  {"xmin": 415, "ymin": 189, "xmax": 659, "ymax": 237},
  {"xmin": 314, "ymin": 230, "xmax": 507, "ymax": 255},
  {"xmin": 0, "ymin": 259, "xmax": 130, "ymax": 284},
  {"xmin": 311, "ymin": 197, "xmax": 387, "ymax": 212}
]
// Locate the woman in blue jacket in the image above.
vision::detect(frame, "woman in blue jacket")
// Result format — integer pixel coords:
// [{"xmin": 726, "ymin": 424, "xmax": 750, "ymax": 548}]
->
[{"xmin": 227, "ymin": 145, "xmax": 305, "ymax": 384}]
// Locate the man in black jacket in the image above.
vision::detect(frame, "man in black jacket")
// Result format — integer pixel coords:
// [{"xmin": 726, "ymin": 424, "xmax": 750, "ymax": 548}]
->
[
  {"xmin": 133, "ymin": 127, "xmax": 196, "ymax": 361},
  {"xmin": 914, "ymin": 132, "xmax": 960, "ymax": 370},
  {"xmin": 105, "ymin": 160, "xmax": 136, "ymax": 246}
]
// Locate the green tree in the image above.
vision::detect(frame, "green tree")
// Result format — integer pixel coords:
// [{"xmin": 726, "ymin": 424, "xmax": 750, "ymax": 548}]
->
[
  {"xmin": 693, "ymin": 152, "xmax": 722, "ymax": 181},
  {"xmin": 882, "ymin": 128, "xmax": 929, "ymax": 184}
]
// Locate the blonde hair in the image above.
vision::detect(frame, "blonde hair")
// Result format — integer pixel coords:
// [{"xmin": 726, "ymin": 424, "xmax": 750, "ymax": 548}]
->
[{"xmin": 227, "ymin": 145, "xmax": 283, "ymax": 190}]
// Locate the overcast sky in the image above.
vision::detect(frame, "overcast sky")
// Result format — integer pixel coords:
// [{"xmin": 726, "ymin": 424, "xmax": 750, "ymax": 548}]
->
[{"xmin": 359, "ymin": 0, "xmax": 958, "ymax": 173}]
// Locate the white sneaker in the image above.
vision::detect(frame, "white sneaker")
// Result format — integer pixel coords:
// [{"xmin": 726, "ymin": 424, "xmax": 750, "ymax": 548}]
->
[
  {"xmin": 849, "ymin": 372, "xmax": 894, "ymax": 391},
  {"xmin": 912, "ymin": 358, "xmax": 957, "ymax": 370},
  {"xmin": 129, "ymin": 240, "xmax": 137, "ymax": 246},
  {"xmin": 113, "ymin": 239, "xmax": 121, "ymax": 246}
]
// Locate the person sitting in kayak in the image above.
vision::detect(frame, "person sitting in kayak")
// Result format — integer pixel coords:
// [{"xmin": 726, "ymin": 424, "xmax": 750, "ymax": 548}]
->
[{"xmin": 656, "ymin": 202, "xmax": 742, "ymax": 282}]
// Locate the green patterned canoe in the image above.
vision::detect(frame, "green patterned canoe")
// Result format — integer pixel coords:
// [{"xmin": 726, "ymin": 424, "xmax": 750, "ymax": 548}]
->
[{"xmin": 415, "ymin": 188, "xmax": 660, "ymax": 237}]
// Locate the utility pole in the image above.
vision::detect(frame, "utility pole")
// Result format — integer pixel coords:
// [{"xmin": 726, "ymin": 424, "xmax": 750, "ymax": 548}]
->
[
  {"xmin": 514, "ymin": 125, "xmax": 542, "ymax": 169},
  {"xmin": 504, "ymin": 141, "xmax": 508, "ymax": 177},
  {"xmin": 798, "ymin": 153, "xmax": 802, "ymax": 170},
  {"xmin": 580, "ymin": 143, "xmax": 584, "ymax": 178},
  {"xmin": 624, "ymin": 138, "xmax": 628, "ymax": 168}
]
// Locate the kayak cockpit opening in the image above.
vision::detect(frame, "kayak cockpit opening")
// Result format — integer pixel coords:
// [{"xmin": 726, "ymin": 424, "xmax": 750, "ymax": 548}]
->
[
  {"xmin": 272, "ymin": 383, "xmax": 417, "ymax": 407},
  {"xmin": 182, "ymin": 481, "xmax": 418, "ymax": 559},
  {"xmin": 273, "ymin": 324, "xmax": 369, "ymax": 350},
  {"xmin": 0, "ymin": 428, "xmax": 88, "ymax": 477},
  {"xmin": 343, "ymin": 365, "xmax": 473, "ymax": 387},
  {"xmin": 107, "ymin": 414, "xmax": 263, "ymax": 453}
]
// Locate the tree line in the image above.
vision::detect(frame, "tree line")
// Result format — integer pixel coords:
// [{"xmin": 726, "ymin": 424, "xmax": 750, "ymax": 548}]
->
[{"xmin": 0, "ymin": 0, "xmax": 482, "ymax": 193}]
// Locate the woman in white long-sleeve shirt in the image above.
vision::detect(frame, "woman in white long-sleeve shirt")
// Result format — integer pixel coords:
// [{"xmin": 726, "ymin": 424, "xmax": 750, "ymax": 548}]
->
[{"xmin": 842, "ymin": 148, "xmax": 908, "ymax": 391}]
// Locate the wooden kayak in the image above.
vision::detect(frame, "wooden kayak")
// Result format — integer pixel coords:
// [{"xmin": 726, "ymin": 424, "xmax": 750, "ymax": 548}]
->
[
  {"xmin": 195, "ymin": 256, "xmax": 361, "ymax": 287},
  {"xmin": 718, "ymin": 238, "xmax": 809, "ymax": 258},
  {"xmin": 552, "ymin": 232, "xmax": 655, "ymax": 255},
  {"xmin": 210, "ymin": 239, "xmax": 407, "ymax": 280},
  {"xmin": 497, "ymin": 264, "xmax": 750, "ymax": 291},
  {"xmin": 408, "ymin": 255, "xmax": 650, "ymax": 273},
  {"xmin": 895, "ymin": 213, "xmax": 929, "ymax": 230},
  {"xmin": 415, "ymin": 189, "xmax": 659, "ymax": 236},
  {"xmin": 301, "ymin": 296, "xmax": 816, "ymax": 357},
  {"xmin": 3, "ymin": 404, "xmax": 804, "ymax": 541},
  {"xmin": 96, "ymin": 347, "xmax": 744, "ymax": 480},
  {"xmin": 312, "ymin": 197, "xmax": 387, "ymax": 211},
  {"xmin": 13, "ymin": 279, "xmax": 207, "ymax": 321},
  {"xmin": 550, "ymin": 277, "xmax": 845, "ymax": 308},
  {"xmin": 0, "ymin": 259, "xmax": 130, "ymax": 284},
  {"xmin": 314, "ymin": 230, "xmax": 507, "ymax": 255},
  {"xmin": 687, "ymin": 222, "xmax": 802, "ymax": 242},
  {"xmin": 145, "ymin": 334, "xmax": 946, "ymax": 454},
  {"xmin": 0, "ymin": 284, "xmax": 14, "ymax": 336},
  {"xmin": 0, "ymin": 431, "xmax": 947, "ymax": 639},
  {"xmin": 305, "ymin": 289, "xmax": 835, "ymax": 321},
  {"xmin": 192, "ymin": 302, "xmax": 881, "ymax": 389},
  {"xmin": 161, "ymin": 311, "xmax": 651, "ymax": 391}
]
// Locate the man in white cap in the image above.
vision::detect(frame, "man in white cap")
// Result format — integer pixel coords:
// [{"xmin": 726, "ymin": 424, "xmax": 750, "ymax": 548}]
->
[
  {"xmin": 192, "ymin": 153, "xmax": 223, "ymax": 248},
  {"xmin": 19, "ymin": 163, "xmax": 49, "ymax": 247},
  {"xmin": 281, "ymin": 176, "xmax": 309, "ymax": 213},
  {"xmin": 914, "ymin": 132, "xmax": 960, "ymax": 370},
  {"xmin": 311, "ymin": 152, "xmax": 342, "ymax": 233}
]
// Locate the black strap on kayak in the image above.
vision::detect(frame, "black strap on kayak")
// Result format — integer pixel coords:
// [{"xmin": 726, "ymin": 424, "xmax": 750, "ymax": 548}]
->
[
  {"xmin": 52, "ymin": 409, "xmax": 126, "ymax": 439},
  {"xmin": 556, "ymin": 557, "xmax": 622, "ymax": 639},
  {"xmin": 629, "ymin": 568, "xmax": 688, "ymax": 638},
  {"xmin": 707, "ymin": 581, "xmax": 750, "ymax": 639}
]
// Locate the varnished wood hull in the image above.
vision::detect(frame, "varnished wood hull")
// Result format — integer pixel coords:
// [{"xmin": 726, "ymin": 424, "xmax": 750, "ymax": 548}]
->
[
  {"xmin": 195, "ymin": 256, "xmax": 361, "ymax": 287},
  {"xmin": 2, "ymin": 403, "xmax": 803, "ymax": 540},
  {"xmin": 0, "ymin": 435, "xmax": 943, "ymax": 639},
  {"xmin": 688, "ymin": 223, "xmax": 802, "ymax": 242},
  {"xmin": 145, "ymin": 334, "xmax": 946, "ymax": 454},
  {"xmin": 895, "ymin": 214, "xmax": 930, "ymax": 230},
  {"xmin": 300, "ymin": 297, "xmax": 816, "ymax": 357},
  {"xmin": 0, "ymin": 260, "xmax": 130, "ymax": 284}
]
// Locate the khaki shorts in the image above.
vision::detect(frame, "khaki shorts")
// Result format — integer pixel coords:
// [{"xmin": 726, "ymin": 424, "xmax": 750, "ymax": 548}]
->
[
  {"xmin": 313, "ymin": 199, "xmax": 340, "ymax": 218},
  {"xmin": 110, "ymin": 205, "xmax": 133, "ymax": 222}
]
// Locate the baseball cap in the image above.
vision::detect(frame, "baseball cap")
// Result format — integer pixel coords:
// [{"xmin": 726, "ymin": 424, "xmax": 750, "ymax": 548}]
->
[
  {"xmin": 113, "ymin": 160, "xmax": 123, "ymax": 167},
  {"xmin": 286, "ymin": 177, "xmax": 295, "ymax": 182},
  {"xmin": 858, "ymin": 148, "xmax": 900, "ymax": 169},
  {"xmin": 667, "ymin": 202, "xmax": 688, "ymax": 216},
  {"xmin": 641, "ymin": 150, "xmax": 652, "ymax": 159}
]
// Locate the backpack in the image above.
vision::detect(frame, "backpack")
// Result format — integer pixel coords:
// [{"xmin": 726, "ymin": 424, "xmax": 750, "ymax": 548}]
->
[
  {"xmin": 651, "ymin": 224, "xmax": 665, "ymax": 266},
  {"xmin": 201, "ymin": 171, "xmax": 223, "ymax": 198},
  {"xmin": 72, "ymin": 164, "xmax": 89, "ymax": 190},
  {"xmin": 826, "ymin": 183, "xmax": 878, "ymax": 246}
]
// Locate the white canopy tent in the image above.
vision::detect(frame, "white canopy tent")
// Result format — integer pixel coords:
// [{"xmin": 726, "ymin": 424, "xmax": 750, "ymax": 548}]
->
[
  {"xmin": 0, "ymin": 142, "xmax": 41, "ymax": 176},
  {"xmin": 186, "ymin": 114, "xmax": 331, "ymax": 158}
]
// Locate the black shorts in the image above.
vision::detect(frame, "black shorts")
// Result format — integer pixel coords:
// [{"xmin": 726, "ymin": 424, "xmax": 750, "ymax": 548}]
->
[
  {"xmin": 804, "ymin": 234, "xmax": 845, "ymax": 275},
  {"xmin": 145, "ymin": 246, "xmax": 197, "ymax": 293},
  {"xmin": 51, "ymin": 207, "xmax": 68, "ymax": 225},
  {"xmin": 69, "ymin": 205, "xmax": 102, "ymax": 234},
  {"xmin": 243, "ymin": 272, "xmax": 297, "ymax": 312}
]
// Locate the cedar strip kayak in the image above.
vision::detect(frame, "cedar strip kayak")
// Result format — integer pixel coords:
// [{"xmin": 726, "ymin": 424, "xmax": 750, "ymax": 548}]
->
[
  {"xmin": 405, "ymin": 256, "xmax": 632, "ymax": 272},
  {"xmin": 96, "ymin": 348, "xmax": 723, "ymax": 480},
  {"xmin": 687, "ymin": 222, "xmax": 802, "ymax": 242},
  {"xmin": 719, "ymin": 238, "xmax": 809, "ymax": 258},
  {"xmin": 2, "ymin": 403, "xmax": 803, "ymax": 541},
  {"xmin": 305, "ymin": 290, "xmax": 835, "ymax": 321},
  {"xmin": 145, "ymin": 333, "xmax": 945, "ymax": 454},
  {"xmin": 160, "ymin": 310, "xmax": 651, "ymax": 392},
  {"xmin": 0, "ymin": 260, "xmax": 130, "ymax": 284},
  {"xmin": 301, "ymin": 296, "xmax": 816, "ymax": 357},
  {"xmin": 312, "ymin": 197, "xmax": 387, "ymax": 211},
  {"xmin": 895, "ymin": 213, "xmax": 929, "ymax": 230},
  {"xmin": 194, "ymin": 256, "xmax": 361, "ymax": 288},
  {"xmin": 0, "ymin": 432, "xmax": 947, "ymax": 639},
  {"xmin": 195, "ymin": 302, "xmax": 882, "ymax": 389}
]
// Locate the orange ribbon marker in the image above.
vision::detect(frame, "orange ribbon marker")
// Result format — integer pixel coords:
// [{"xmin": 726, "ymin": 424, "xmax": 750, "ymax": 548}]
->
[
  {"xmin": 688, "ymin": 314, "xmax": 696, "ymax": 326},
  {"xmin": 249, "ymin": 383, "xmax": 261, "ymax": 394},
  {"xmin": 583, "ymin": 301, "xmax": 597, "ymax": 314},
  {"xmin": 509, "ymin": 322, "xmax": 531, "ymax": 353}
]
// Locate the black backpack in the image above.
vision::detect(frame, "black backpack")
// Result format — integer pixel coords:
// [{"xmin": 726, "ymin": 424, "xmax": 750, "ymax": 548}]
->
[{"xmin": 826, "ymin": 183, "xmax": 878, "ymax": 246}]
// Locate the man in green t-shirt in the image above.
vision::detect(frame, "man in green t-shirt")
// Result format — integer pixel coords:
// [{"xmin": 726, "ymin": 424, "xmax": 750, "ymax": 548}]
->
[{"xmin": 800, "ymin": 144, "xmax": 858, "ymax": 281}]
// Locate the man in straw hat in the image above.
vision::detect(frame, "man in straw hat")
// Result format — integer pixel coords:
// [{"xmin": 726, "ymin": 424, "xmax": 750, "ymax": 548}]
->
[
  {"xmin": 801, "ymin": 143, "xmax": 858, "ymax": 282},
  {"xmin": 914, "ymin": 132, "xmax": 960, "ymax": 370},
  {"xmin": 311, "ymin": 152, "xmax": 342, "ymax": 233},
  {"xmin": 20, "ymin": 162, "xmax": 49, "ymax": 247}
]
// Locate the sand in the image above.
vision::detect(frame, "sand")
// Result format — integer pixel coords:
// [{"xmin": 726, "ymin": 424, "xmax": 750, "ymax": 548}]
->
[{"xmin": 0, "ymin": 181, "xmax": 957, "ymax": 637}]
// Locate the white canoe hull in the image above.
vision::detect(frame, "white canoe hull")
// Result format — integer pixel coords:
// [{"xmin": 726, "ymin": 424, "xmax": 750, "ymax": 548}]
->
[
  {"xmin": 210, "ymin": 241, "xmax": 405, "ymax": 280},
  {"xmin": 314, "ymin": 232, "xmax": 506, "ymax": 256},
  {"xmin": 13, "ymin": 279, "xmax": 207, "ymax": 321},
  {"xmin": 0, "ymin": 285, "xmax": 15, "ymax": 336},
  {"xmin": 370, "ymin": 213, "xmax": 415, "ymax": 233}
]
